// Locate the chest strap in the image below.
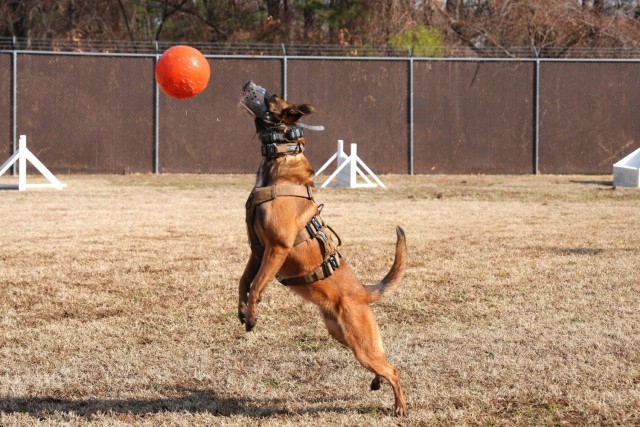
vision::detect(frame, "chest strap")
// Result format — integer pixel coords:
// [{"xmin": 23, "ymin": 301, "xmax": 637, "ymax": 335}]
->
[
  {"xmin": 246, "ymin": 184, "xmax": 315, "ymax": 251},
  {"xmin": 246, "ymin": 184, "xmax": 314, "ymax": 214},
  {"xmin": 278, "ymin": 252, "xmax": 340, "ymax": 286},
  {"xmin": 279, "ymin": 211, "xmax": 342, "ymax": 286}
]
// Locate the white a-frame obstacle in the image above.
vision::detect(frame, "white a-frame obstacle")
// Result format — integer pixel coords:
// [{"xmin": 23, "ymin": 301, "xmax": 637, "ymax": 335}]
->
[
  {"xmin": 0, "ymin": 135, "xmax": 66, "ymax": 191},
  {"xmin": 315, "ymin": 140, "xmax": 385, "ymax": 189}
]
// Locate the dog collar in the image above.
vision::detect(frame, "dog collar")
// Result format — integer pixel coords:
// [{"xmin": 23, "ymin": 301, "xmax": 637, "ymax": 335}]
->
[
  {"xmin": 260, "ymin": 126, "xmax": 305, "ymax": 159},
  {"xmin": 261, "ymin": 141, "xmax": 304, "ymax": 158},
  {"xmin": 260, "ymin": 126, "xmax": 304, "ymax": 144},
  {"xmin": 259, "ymin": 124, "xmax": 324, "ymax": 159}
]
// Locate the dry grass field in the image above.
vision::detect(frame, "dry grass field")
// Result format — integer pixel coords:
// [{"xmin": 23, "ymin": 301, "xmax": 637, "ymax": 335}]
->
[{"xmin": 0, "ymin": 173, "xmax": 639, "ymax": 426}]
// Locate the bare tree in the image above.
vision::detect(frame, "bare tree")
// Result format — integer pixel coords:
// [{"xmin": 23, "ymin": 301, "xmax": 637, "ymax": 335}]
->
[
  {"xmin": 2, "ymin": 0, "xmax": 640, "ymax": 54},
  {"xmin": 0, "ymin": 1, "xmax": 44, "ymax": 40},
  {"xmin": 262, "ymin": 0, "xmax": 281, "ymax": 18},
  {"xmin": 445, "ymin": 0, "xmax": 462, "ymax": 19}
]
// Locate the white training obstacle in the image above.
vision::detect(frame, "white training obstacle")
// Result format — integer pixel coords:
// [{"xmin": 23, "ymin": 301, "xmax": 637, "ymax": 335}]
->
[
  {"xmin": 0, "ymin": 135, "xmax": 66, "ymax": 191},
  {"xmin": 315, "ymin": 140, "xmax": 385, "ymax": 189},
  {"xmin": 613, "ymin": 146, "xmax": 640, "ymax": 188}
]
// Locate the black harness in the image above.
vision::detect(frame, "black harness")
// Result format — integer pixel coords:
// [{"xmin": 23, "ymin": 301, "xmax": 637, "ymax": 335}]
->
[{"xmin": 260, "ymin": 126, "xmax": 305, "ymax": 159}]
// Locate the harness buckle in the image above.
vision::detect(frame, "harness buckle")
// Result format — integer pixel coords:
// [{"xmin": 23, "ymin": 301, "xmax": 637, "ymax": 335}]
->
[
  {"xmin": 260, "ymin": 130, "xmax": 281, "ymax": 144},
  {"xmin": 322, "ymin": 254, "xmax": 339, "ymax": 277},
  {"xmin": 284, "ymin": 127, "xmax": 303, "ymax": 140},
  {"xmin": 329, "ymin": 254, "xmax": 339, "ymax": 270},
  {"xmin": 286, "ymin": 144, "xmax": 301, "ymax": 154},
  {"xmin": 311, "ymin": 216, "xmax": 322, "ymax": 231},
  {"xmin": 261, "ymin": 143, "xmax": 278, "ymax": 158},
  {"xmin": 322, "ymin": 260, "xmax": 331, "ymax": 277},
  {"xmin": 305, "ymin": 216, "xmax": 328, "ymax": 241}
]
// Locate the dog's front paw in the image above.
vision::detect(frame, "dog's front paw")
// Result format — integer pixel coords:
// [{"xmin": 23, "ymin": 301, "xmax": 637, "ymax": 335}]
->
[
  {"xmin": 245, "ymin": 316, "xmax": 257, "ymax": 332},
  {"xmin": 238, "ymin": 302, "xmax": 247, "ymax": 325},
  {"xmin": 245, "ymin": 306, "xmax": 257, "ymax": 331}
]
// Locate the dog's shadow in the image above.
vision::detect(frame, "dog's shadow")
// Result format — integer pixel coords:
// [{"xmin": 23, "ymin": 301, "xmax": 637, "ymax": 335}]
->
[{"xmin": 0, "ymin": 388, "xmax": 377, "ymax": 418}]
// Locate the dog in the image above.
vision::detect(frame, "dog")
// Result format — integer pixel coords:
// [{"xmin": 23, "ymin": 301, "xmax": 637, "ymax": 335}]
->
[{"xmin": 238, "ymin": 81, "xmax": 408, "ymax": 416}]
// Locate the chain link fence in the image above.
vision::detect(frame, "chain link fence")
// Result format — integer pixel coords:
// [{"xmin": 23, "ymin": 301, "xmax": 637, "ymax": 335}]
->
[{"xmin": 1, "ymin": 42, "xmax": 640, "ymax": 175}]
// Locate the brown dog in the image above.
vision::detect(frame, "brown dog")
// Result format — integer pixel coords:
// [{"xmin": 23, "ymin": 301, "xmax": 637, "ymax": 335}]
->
[{"xmin": 238, "ymin": 81, "xmax": 408, "ymax": 416}]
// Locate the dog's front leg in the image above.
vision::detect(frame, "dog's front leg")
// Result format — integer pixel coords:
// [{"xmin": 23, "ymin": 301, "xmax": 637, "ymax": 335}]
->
[
  {"xmin": 238, "ymin": 254, "xmax": 261, "ymax": 325},
  {"xmin": 245, "ymin": 245, "xmax": 289, "ymax": 332}
]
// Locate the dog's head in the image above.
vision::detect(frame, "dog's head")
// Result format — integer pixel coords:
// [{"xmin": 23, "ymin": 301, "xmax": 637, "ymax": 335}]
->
[{"xmin": 241, "ymin": 81, "xmax": 315, "ymax": 132}]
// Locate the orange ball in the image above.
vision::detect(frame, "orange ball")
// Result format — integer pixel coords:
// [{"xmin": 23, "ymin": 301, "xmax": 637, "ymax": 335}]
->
[{"xmin": 155, "ymin": 45, "xmax": 210, "ymax": 99}]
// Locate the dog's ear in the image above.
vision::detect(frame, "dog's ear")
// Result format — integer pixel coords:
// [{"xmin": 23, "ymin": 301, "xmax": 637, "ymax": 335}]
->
[
  {"xmin": 265, "ymin": 95, "xmax": 289, "ymax": 117},
  {"xmin": 266, "ymin": 96, "xmax": 315, "ymax": 124},
  {"xmin": 283, "ymin": 104, "xmax": 316, "ymax": 123},
  {"xmin": 292, "ymin": 104, "xmax": 316, "ymax": 116}
]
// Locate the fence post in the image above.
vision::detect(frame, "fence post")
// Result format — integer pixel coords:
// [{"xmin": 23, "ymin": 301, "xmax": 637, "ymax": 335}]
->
[
  {"xmin": 533, "ymin": 57, "xmax": 540, "ymax": 175},
  {"xmin": 154, "ymin": 41, "xmax": 160, "ymax": 174},
  {"xmin": 408, "ymin": 48, "xmax": 414, "ymax": 175},
  {"xmin": 281, "ymin": 43, "xmax": 288, "ymax": 100},
  {"xmin": 11, "ymin": 36, "xmax": 17, "ymax": 176}
]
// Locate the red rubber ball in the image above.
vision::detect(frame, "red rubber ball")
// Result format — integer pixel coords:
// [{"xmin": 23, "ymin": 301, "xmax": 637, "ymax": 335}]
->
[{"xmin": 155, "ymin": 45, "xmax": 210, "ymax": 99}]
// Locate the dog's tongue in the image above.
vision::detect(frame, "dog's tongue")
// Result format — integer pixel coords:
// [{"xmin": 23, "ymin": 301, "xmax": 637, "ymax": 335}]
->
[{"xmin": 241, "ymin": 81, "xmax": 268, "ymax": 118}]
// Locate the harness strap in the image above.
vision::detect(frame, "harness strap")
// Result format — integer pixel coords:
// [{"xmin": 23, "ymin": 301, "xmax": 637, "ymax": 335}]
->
[
  {"xmin": 292, "ymin": 214, "xmax": 342, "ymax": 247},
  {"xmin": 246, "ymin": 184, "xmax": 314, "ymax": 216},
  {"xmin": 280, "ymin": 213, "xmax": 342, "ymax": 286},
  {"xmin": 278, "ymin": 252, "xmax": 340, "ymax": 286}
]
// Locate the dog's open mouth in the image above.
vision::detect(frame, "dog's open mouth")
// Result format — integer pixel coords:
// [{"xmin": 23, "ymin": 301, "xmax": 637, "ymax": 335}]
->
[{"xmin": 241, "ymin": 80, "xmax": 268, "ymax": 118}]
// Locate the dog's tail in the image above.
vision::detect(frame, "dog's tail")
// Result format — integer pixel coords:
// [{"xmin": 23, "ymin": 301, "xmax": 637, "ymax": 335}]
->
[{"xmin": 366, "ymin": 226, "xmax": 407, "ymax": 304}]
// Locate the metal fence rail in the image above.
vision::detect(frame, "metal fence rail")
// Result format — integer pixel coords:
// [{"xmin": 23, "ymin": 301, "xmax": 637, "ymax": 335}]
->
[{"xmin": 1, "ymin": 44, "xmax": 639, "ymax": 175}]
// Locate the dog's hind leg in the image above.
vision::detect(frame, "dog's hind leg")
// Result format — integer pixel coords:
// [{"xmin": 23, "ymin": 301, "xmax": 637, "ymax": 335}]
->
[
  {"xmin": 338, "ymin": 304, "xmax": 408, "ymax": 416},
  {"xmin": 320, "ymin": 309, "xmax": 348, "ymax": 347},
  {"xmin": 322, "ymin": 309, "xmax": 384, "ymax": 392},
  {"xmin": 238, "ymin": 255, "xmax": 261, "ymax": 325},
  {"xmin": 322, "ymin": 308, "xmax": 383, "ymax": 391}
]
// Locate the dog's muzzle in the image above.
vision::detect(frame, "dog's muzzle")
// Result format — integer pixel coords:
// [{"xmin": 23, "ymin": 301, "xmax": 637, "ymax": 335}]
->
[{"xmin": 241, "ymin": 81, "xmax": 269, "ymax": 118}]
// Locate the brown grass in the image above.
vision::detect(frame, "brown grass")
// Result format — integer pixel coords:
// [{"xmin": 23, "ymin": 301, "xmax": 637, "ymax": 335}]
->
[{"xmin": 1, "ymin": 174, "xmax": 639, "ymax": 426}]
